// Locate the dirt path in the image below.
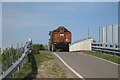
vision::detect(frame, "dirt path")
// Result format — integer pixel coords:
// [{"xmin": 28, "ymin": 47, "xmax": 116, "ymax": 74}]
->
[{"xmin": 36, "ymin": 51, "xmax": 72, "ymax": 78}]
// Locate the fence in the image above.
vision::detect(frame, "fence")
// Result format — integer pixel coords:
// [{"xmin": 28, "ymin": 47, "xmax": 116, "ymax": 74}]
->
[{"xmin": 0, "ymin": 39, "xmax": 33, "ymax": 80}]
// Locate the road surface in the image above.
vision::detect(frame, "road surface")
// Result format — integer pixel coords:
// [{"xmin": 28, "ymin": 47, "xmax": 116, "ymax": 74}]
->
[{"xmin": 53, "ymin": 52, "xmax": 119, "ymax": 80}]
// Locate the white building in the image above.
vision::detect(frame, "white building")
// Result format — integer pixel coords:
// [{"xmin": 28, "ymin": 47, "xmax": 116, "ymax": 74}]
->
[
  {"xmin": 99, "ymin": 24, "xmax": 119, "ymax": 44},
  {"xmin": 92, "ymin": 24, "xmax": 120, "ymax": 55},
  {"xmin": 69, "ymin": 38, "xmax": 94, "ymax": 51}
]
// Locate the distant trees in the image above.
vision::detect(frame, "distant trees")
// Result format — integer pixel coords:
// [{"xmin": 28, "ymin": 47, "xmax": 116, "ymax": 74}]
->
[
  {"xmin": 33, "ymin": 44, "xmax": 46, "ymax": 54},
  {"xmin": 33, "ymin": 44, "xmax": 45, "ymax": 51}
]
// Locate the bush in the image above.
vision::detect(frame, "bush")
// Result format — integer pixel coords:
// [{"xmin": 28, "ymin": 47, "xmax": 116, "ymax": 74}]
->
[{"xmin": 33, "ymin": 44, "xmax": 45, "ymax": 53}]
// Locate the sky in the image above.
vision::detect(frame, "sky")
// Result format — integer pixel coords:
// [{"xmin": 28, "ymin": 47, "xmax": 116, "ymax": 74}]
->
[
  {"xmin": 0, "ymin": 2, "xmax": 2, "ymax": 49},
  {"xmin": 2, "ymin": 2, "xmax": 118, "ymax": 49},
  {"xmin": 1, "ymin": 0, "xmax": 120, "ymax": 2}
]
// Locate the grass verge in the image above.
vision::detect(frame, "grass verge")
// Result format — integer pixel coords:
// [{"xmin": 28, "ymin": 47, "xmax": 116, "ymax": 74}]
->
[
  {"xmin": 13, "ymin": 51, "xmax": 70, "ymax": 79},
  {"xmin": 82, "ymin": 51, "xmax": 120, "ymax": 64}
]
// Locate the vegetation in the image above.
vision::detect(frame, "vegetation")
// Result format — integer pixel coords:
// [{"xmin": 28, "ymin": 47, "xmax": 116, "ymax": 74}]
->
[
  {"xmin": 2, "ymin": 47, "xmax": 23, "ymax": 71},
  {"xmin": 0, "ymin": 48, "xmax": 1, "ymax": 54},
  {"xmin": 0, "ymin": 48, "xmax": 1, "ymax": 64},
  {"xmin": 1, "ymin": 43, "xmax": 46, "ymax": 72},
  {"xmin": 82, "ymin": 51, "xmax": 120, "ymax": 64},
  {"xmin": 56, "ymin": 49, "xmax": 61, "ymax": 52},
  {"xmin": 13, "ymin": 51, "xmax": 70, "ymax": 79},
  {"xmin": 33, "ymin": 44, "xmax": 45, "ymax": 53}
]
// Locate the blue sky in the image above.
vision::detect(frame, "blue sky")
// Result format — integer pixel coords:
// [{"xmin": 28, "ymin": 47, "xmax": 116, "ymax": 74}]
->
[{"xmin": 2, "ymin": 2, "xmax": 118, "ymax": 49}]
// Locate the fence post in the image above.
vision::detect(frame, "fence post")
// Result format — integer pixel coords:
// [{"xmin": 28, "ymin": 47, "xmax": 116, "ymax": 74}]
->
[
  {"xmin": 21, "ymin": 62, "xmax": 23, "ymax": 68},
  {"xmin": 17, "ymin": 43, "xmax": 19, "ymax": 49},
  {"xmin": 17, "ymin": 66, "xmax": 20, "ymax": 72},
  {"xmin": 21, "ymin": 42, "xmax": 23, "ymax": 48},
  {"xmin": 11, "ymin": 73, "xmax": 14, "ymax": 77}
]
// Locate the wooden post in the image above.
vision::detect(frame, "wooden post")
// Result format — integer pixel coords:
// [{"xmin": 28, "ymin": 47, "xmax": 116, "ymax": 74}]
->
[
  {"xmin": 21, "ymin": 62, "xmax": 23, "ymax": 68},
  {"xmin": 21, "ymin": 42, "xmax": 23, "ymax": 48},
  {"xmin": 17, "ymin": 66, "xmax": 20, "ymax": 71},
  {"xmin": 11, "ymin": 73, "xmax": 14, "ymax": 77},
  {"xmin": 17, "ymin": 43, "xmax": 19, "ymax": 49},
  {"xmin": 11, "ymin": 44, "xmax": 13, "ymax": 48}
]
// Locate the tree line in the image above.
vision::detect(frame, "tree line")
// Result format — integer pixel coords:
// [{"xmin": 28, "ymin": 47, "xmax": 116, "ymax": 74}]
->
[{"xmin": 33, "ymin": 44, "xmax": 46, "ymax": 54}]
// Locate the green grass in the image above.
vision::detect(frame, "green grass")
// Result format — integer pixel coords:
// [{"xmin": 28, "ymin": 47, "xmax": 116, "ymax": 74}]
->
[
  {"xmin": 13, "ymin": 51, "xmax": 67, "ymax": 79},
  {"xmin": 82, "ymin": 51, "xmax": 120, "ymax": 64},
  {"xmin": 13, "ymin": 51, "xmax": 54, "ymax": 78},
  {"xmin": 34, "ymin": 51, "xmax": 54, "ymax": 67}
]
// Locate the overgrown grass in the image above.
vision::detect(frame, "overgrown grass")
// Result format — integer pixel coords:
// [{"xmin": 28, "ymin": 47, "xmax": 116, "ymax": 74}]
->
[
  {"xmin": 13, "ymin": 51, "xmax": 67, "ymax": 79},
  {"xmin": 82, "ymin": 51, "xmax": 120, "ymax": 64},
  {"xmin": 34, "ymin": 51, "xmax": 54, "ymax": 67}
]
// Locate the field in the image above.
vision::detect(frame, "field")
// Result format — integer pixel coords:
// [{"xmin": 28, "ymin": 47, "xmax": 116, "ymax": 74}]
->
[
  {"xmin": 82, "ymin": 51, "xmax": 120, "ymax": 64},
  {"xmin": 13, "ymin": 51, "xmax": 71, "ymax": 79}
]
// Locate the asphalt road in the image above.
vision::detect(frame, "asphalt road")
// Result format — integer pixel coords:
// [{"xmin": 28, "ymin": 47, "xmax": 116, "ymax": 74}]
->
[{"xmin": 53, "ymin": 52, "xmax": 119, "ymax": 80}]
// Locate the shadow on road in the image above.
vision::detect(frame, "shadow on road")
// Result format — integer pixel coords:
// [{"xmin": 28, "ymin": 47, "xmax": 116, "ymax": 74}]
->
[{"xmin": 24, "ymin": 53, "xmax": 38, "ymax": 80}]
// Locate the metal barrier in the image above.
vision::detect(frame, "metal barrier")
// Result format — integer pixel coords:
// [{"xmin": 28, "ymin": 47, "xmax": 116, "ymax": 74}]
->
[{"xmin": 0, "ymin": 39, "xmax": 33, "ymax": 80}]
